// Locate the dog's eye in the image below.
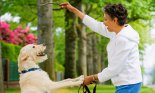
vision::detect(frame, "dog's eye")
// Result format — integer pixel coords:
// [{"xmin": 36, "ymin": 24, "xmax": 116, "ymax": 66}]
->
[{"xmin": 32, "ymin": 46, "xmax": 35, "ymax": 48}]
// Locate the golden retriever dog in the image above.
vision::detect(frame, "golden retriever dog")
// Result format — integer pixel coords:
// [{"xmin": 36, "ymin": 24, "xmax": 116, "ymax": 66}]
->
[{"xmin": 18, "ymin": 44, "xmax": 84, "ymax": 93}]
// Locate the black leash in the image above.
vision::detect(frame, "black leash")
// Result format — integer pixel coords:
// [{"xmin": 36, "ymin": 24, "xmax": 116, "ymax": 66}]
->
[
  {"xmin": 78, "ymin": 82, "xmax": 97, "ymax": 93},
  {"xmin": 93, "ymin": 84, "xmax": 97, "ymax": 93}
]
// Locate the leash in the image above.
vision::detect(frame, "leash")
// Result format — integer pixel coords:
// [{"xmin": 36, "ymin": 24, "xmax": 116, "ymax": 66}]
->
[{"xmin": 78, "ymin": 82, "xmax": 97, "ymax": 93}]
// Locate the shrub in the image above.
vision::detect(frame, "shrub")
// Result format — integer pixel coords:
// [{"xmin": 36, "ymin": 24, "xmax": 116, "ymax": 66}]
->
[
  {"xmin": 0, "ymin": 21, "xmax": 37, "ymax": 46},
  {"xmin": 1, "ymin": 41, "xmax": 21, "ymax": 62}
]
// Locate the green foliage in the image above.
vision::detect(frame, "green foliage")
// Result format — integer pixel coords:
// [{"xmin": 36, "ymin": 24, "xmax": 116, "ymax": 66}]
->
[
  {"xmin": 54, "ymin": 28, "xmax": 65, "ymax": 65},
  {"xmin": 54, "ymin": 28, "xmax": 65, "ymax": 72},
  {"xmin": 129, "ymin": 20, "xmax": 152, "ymax": 55},
  {"xmin": 1, "ymin": 41, "xmax": 21, "ymax": 62},
  {"xmin": 53, "ymin": 9, "xmax": 65, "ymax": 28},
  {"xmin": 1, "ymin": 0, "xmax": 37, "ymax": 25},
  {"xmin": 55, "ymin": 62, "xmax": 64, "ymax": 72}
]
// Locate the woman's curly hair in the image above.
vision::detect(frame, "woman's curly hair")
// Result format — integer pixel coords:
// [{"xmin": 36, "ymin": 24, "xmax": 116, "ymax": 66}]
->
[{"xmin": 104, "ymin": 4, "xmax": 128, "ymax": 26}]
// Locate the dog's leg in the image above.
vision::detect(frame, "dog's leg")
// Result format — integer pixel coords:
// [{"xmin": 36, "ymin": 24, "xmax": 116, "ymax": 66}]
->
[
  {"xmin": 48, "ymin": 80, "xmax": 83, "ymax": 91},
  {"xmin": 72, "ymin": 75, "xmax": 84, "ymax": 81},
  {"xmin": 47, "ymin": 75, "xmax": 84, "ymax": 91},
  {"xmin": 55, "ymin": 75, "xmax": 84, "ymax": 83},
  {"xmin": 52, "ymin": 78, "xmax": 72, "ymax": 83}
]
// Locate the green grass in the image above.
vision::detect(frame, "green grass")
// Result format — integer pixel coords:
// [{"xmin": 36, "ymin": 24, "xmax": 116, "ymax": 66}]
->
[
  {"xmin": 5, "ymin": 88, "xmax": 20, "ymax": 93},
  {"xmin": 5, "ymin": 85, "xmax": 155, "ymax": 93}
]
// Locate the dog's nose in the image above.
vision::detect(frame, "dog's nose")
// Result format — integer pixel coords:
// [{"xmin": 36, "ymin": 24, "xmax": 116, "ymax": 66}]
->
[{"xmin": 43, "ymin": 43, "xmax": 46, "ymax": 46}]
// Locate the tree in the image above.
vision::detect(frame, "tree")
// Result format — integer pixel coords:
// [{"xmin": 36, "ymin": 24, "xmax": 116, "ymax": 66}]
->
[
  {"xmin": 151, "ymin": 65, "xmax": 155, "ymax": 84},
  {"xmin": 0, "ymin": 40, "xmax": 4, "ymax": 93},
  {"xmin": 0, "ymin": 2, "xmax": 4, "ymax": 92},
  {"xmin": 87, "ymin": 34, "xmax": 93, "ymax": 75},
  {"xmin": 77, "ymin": 2, "xmax": 87, "ymax": 76},
  {"xmin": 92, "ymin": 34, "xmax": 101, "ymax": 73},
  {"xmin": 37, "ymin": 0, "xmax": 55, "ymax": 80},
  {"xmin": 64, "ymin": 0, "xmax": 81, "ymax": 78}
]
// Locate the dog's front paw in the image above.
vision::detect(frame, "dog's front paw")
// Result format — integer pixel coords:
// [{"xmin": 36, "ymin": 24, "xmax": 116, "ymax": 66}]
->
[
  {"xmin": 77, "ymin": 80, "xmax": 83, "ymax": 85},
  {"xmin": 76, "ymin": 75, "xmax": 84, "ymax": 81},
  {"xmin": 70, "ymin": 79, "xmax": 83, "ymax": 86},
  {"xmin": 79, "ymin": 75, "xmax": 84, "ymax": 81}
]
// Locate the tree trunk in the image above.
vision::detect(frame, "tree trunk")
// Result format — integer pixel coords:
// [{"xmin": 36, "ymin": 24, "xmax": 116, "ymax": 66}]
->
[
  {"xmin": 37, "ymin": 0, "xmax": 55, "ymax": 80},
  {"xmin": 64, "ymin": 10, "xmax": 77, "ymax": 78},
  {"xmin": 77, "ymin": 2, "xmax": 87, "ymax": 76},
  {"xmin": 64, "ymin": 0, "xmax": 80, "ymax": 78},
  {"xmin": 0, "ymin": 4, "xmax": 4, "ymax": 93},
  {"xmin": 101, "ymin": 46, "xmax": 105, "ymax": 70},
  {"xmin": 92, "ymin": 34, "xmax": 101, "ymax": 74},
  {"xmin": 100, "ymin": 37, "xmax": 106, "ymax": 70},
  {"xmin": 87, "ymin": 35, "xmax": 93, "ymax": 75},
  {"xmin": 0, "ymin": 42, "xmax": 4, "ymax": 93}
]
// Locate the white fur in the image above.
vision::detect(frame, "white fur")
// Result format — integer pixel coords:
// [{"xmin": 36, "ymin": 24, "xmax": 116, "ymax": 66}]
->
[{"xmin": 18, "ymin": 44, "xmax": 84, "ymax": 93}]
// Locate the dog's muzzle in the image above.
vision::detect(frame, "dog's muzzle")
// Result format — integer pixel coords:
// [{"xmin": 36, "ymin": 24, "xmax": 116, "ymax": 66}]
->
[{"xmin": 37, "ymin": 51, "xmax": 46, "ymax": 56}]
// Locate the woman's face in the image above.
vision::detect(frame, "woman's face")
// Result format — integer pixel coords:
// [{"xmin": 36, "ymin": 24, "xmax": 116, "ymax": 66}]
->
[{"xmin": 104, "ymin": 13, "xmax": 117, "ymax": 32}]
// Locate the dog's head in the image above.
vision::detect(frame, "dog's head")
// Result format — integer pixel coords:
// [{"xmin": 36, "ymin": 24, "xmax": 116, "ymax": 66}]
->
[{"xmin": 18, "ymin": 44, "xmax": 48, "ymax": 71}]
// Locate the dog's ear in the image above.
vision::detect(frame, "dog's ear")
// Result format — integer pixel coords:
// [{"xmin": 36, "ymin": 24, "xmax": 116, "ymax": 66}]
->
[
  {"xmin": 18, "ymin": 53, "xmax": 29, "ymax": 72},
  {"xmin": 20, "ymin": 53, "xmax": 29, "ymax": 62}
]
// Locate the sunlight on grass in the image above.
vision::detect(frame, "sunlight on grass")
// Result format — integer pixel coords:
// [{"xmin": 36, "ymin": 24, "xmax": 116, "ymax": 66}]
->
[{"xmin": 53, "ymin": 89, "xmax": 71, "ymax": 93}]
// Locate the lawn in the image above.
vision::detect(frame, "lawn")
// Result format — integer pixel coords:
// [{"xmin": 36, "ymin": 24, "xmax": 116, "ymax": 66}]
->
[{"xmin": 5, "ymin": 85, "xmax": 155, "ymax": 93}]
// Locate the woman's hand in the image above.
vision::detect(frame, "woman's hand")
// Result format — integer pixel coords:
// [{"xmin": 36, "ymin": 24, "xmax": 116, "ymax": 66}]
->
[
  {"xmin": 60, "ymin": 2, "xmax": 75, "ymax": 12},
  {"xmin": 60, "ymin": 2, "xmax": 85, "ymax": 20},
  {"xmin": 83, "ymin": 75, "xmax": 95, "ymax": 85}
]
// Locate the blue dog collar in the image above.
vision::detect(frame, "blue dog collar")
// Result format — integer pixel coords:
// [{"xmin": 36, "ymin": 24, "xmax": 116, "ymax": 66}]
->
[{"xmin": 19, "ymin": 68, "xmax": 41, "ymax": 74}]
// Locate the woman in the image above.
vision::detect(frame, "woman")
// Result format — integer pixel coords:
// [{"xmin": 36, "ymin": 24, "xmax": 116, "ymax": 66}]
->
[{"xmin": 60, "ymin": 3, "xmax": 142, "ymax": 93}]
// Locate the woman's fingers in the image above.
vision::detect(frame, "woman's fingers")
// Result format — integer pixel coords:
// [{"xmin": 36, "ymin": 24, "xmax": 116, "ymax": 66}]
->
[
  {"xmin": 60, "ymin": 2, "xmax": 75, "ymax": 12},
  {"xmin": 83, "ymin": 75, "xmax": 94, "ymax": 85},
  {"xmin": 60, "ymin": 2, "xmax": 69, "ymax": 8}
]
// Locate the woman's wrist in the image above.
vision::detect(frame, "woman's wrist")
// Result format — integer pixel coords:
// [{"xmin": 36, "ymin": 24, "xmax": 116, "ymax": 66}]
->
[
  {"xmin": 69, "ymin": 6, "xmax": 76, "ymax": 12},
  {"xmin": 93, "ymin": 74, "xmax": 98, "ymax": 81},
  {"xmin": 71, "ymin": 7, "xmax": 85, "ymax": 20}
]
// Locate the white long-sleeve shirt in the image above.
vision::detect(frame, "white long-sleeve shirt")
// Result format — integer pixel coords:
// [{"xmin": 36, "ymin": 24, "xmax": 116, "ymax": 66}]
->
[{"xmin": 83, "ymin": 15, "xmax": 142, "ymax": 86}]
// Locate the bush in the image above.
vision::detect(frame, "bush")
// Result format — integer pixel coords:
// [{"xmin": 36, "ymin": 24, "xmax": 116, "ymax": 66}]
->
[
  {"xmin": 1, "ymin": 41, "xmax": 21, "ymax": 62},
  {"xmin": 0, "ymin": 21, "xmax": 37, "ymax": 46}
]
